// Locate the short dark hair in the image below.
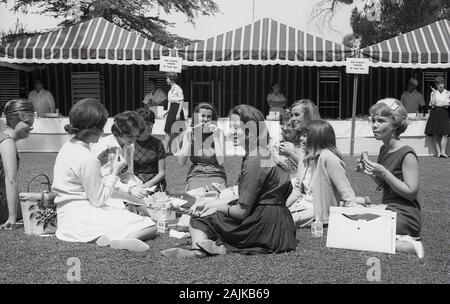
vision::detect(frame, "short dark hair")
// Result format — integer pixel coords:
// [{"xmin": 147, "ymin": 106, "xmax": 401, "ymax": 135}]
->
[
  {"xmin": 111, "ymin": 111, "xmax": 146, "ymax": 137},
  {"xmin": 64, "ymin": 98, "xmax": 108, "ymax": 138},
  {"xmin": 230, "ymin": 104, "xmax": 268, "ymax": 149},
  {"xmin": 4, "ymin": 99, "xmax": 34, "ymax": 129},
  {"xmin": 34, "ymin": 79, "xmax": 43, "ymax": 85},
  {"xmin": 166, "ymin": 72, "xmax": 178, "ymax": 83},
  {"xmin": 135, "ymin": 107, "xmax": 156, "ymax": 124}
]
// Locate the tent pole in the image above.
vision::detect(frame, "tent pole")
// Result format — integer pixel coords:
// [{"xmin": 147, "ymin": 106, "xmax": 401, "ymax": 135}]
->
[{"xmin": 350, "ymin": 74, "xmax": 359, "ymax": 156}]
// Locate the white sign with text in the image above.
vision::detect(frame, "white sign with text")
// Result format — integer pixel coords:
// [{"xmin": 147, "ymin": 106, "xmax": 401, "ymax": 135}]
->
[
  {"xmin": 159, "ymin": 56, "xmax": 183, "ymax": 73},
  {"xmin": 346, "ymin": 58, "xmax": 370, "ymax": 74}
]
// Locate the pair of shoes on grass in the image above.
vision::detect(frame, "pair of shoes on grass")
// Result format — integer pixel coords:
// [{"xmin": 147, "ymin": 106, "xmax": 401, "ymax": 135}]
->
[
  {"xmin": 160, "ymin": 239, "xmax": 227, "ymax": 258},
  {"xmin": 96, "ymin": 235, "xmax": 149, "ymax": 252}
]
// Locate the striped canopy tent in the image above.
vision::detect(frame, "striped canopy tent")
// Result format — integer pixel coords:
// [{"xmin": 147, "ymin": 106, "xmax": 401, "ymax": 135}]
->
[
  {"xmin": 361, "ymin": 19, "xmax": 450, "ymax": 69},
  {"xmin": 179, "ymin": 18, "xmax": 354, "ymax": 67},
  {"xmin": 0, "ymin": 17, "xmax": 177, "ymax": 65}
]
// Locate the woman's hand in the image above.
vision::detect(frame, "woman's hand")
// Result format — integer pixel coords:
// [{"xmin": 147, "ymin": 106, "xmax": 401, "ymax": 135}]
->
[
  {"xmin": 129, "ymin": 185, "xmax": 148, "ymax": 199},
  {"xmin": 279, "ymin": 141, "xmax": 297, "ymax": 157},
  {"xmin": 360, "ymin": 157, "xmax": 387, "ymax": 178},
  {"xmin": 189, "ymin": 200, "xmax": 206, "ymax": 217},
  {"xmin": 111, "ymin": 151, "xmax": 127, "ymax": 176}
]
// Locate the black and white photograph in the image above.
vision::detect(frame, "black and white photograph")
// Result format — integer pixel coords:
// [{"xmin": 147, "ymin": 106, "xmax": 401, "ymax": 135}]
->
[{"xmin": 0, "ymin": 0, "xmax": 448, "ymax": 290}]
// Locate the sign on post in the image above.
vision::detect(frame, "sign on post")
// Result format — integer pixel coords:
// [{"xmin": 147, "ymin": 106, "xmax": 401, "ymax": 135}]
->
[
  {"xmin": 159, "ymin": 56, "xmax": 183, "ymax": 73},
  {"xmin": 346, "ymin": 58, "xmax": 370, "ymax": 75}
]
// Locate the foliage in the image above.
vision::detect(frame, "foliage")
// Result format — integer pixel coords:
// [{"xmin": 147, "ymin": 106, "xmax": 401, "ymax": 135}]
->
[
  {"xmin": 7, "ymin": 0, "xmax": 219, "ymax": 47},
  {"xmin": 350, "ymin": 0, "xmax": 450, "ymax": 48},
  {"xmin": 28, "ymin": 204, "xmax": 57, "ymax": 229},
  {"xmin": 310, "ymin": 0, "xmax": 450, "ymax": 48},
  {"xmin": 0, "ymin": 19, "xmax": 42, "ymax": 44}
]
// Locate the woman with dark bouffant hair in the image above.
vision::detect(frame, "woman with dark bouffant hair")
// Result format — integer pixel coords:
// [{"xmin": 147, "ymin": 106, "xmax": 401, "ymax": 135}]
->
[
  {"xmin": 52, "ymin": 98, "xmax": 156, "ymax": 252},
  {"xmin": 162, "ymin": 105, "xmax": 296, "ymax": 258},
  {"xmin": 134, "ymin": 107, "xmax": 167, "ymax": 192},
  {"xmin": 178, "ymin": 103, "xmax": 226, "ymax": 191},
  {"xmin": 91, "ymin": 110, "xmax": 148, "ymax": 204},
  {"xmin": 0, "ymin": 99, "xmax": 34, "ymax": 228}
]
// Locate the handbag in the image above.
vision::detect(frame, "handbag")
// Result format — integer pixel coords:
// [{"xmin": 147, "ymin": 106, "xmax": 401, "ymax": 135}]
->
[{"xmin": 19, "ymin": 174, "xmax": 57, "ymax": 235}]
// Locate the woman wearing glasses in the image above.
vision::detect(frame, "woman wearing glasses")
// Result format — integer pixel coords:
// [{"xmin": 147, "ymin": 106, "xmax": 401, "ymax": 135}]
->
[{"xmin": 0, "ymin": 99, "xmax": 35, "ymax": 229}]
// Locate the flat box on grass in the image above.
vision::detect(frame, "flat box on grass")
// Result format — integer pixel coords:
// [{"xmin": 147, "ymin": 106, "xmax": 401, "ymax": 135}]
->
[{"xmin": 326, "ymin": 206, "xmax": 397, "ymax": 254}]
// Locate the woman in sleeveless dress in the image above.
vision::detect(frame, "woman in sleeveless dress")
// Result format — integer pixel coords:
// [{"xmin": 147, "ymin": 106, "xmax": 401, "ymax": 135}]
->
[
  {"xmin": 357, "ymin": 98, "xmax": 423, "ymax": 258},
  {"xmin": 178, "ymin": 103, "xmax": 226, "ymax": 191},
  {"xmin": 0, "ymin": 99, "xmax": 34, "ymax": 228}
]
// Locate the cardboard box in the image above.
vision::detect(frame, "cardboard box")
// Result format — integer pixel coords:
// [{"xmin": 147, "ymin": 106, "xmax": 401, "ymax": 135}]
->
[{"xmin": 326, "ymin": 207, "xmax": 397, "ymax": 254}]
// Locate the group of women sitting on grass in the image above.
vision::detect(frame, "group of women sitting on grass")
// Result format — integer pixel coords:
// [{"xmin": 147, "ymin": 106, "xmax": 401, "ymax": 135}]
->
[{"xmin": 0, "ymin": 95, "xmax": 423, "ymax": 258}]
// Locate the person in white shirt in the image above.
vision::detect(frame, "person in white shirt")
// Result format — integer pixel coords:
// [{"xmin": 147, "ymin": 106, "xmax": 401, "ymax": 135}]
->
[
  {"xmin": 52, "ymin": 99, "xmax": 156, "ymax": 252},
  {"xmin": 142, "ymin": 80, "xmax": 167, "ymax": 112},
  {"xmin": 424, "ymin": 76, "xmax": 450, "ymax": 158},
  {"xmin": 28, "ymin": 79, "xmax": 55, "ymax": 115},
  {"xmin": 163, "ymin": 72, "xmax": 186, "ymax": 154},
  {"xmin": 400, "ymin": 78, "xmax": 425, "ymax": 113},
  {"xmin": 266, "ymin": 83, "xmax": 287, "ymax": 114}
]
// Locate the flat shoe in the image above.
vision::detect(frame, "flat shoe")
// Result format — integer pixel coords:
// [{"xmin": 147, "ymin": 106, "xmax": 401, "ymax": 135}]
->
[
  {"xmin": 109, "ymin": 239, "xmax": 149, "ymax": 252},
  {"xmin": 95, "ymin": 235, "xmax": 111, "ymax": 247},
  {"xmin": 196, "ymin": 240, "xmax": 227, "ymax": 255},
  {"xmin": 160, "ymin": 247, "xmax": 206, "ymax": 258}
]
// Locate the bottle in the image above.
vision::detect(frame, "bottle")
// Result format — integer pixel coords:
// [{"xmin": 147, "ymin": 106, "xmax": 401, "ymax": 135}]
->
[{"xmin": 311, "ymin": 218, "xmax": 324, "ymax": 238}]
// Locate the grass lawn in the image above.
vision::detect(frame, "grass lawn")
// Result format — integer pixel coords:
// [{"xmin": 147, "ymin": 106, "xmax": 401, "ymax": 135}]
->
[{"xmin": 0, "ymin": 153, "xmax": 448, "ymax": 284}]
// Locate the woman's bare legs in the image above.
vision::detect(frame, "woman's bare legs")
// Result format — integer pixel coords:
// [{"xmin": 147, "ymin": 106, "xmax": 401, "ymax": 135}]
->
[
  {"xmin": 96, "ymin": 226, "xmax": 157, "ymax": 252},
  {"xmin": 125, "ymin": 226, "xmax": 157, "ymax": 242},
  {"xmin": 440, "ymin": 135, "xmax": 448, "ymax": 157},
  {"xmin": 434, "ymin": 135, "xmax": 442, "ymax": 156},
  {"xmin": 163, "ymin": 133, "xmax": 171, "ymax": 153}
]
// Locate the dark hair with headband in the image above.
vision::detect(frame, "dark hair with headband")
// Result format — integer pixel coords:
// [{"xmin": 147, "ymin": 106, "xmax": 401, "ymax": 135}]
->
[
  {"xmin": 3, "ymin": 99, "xmax": 35, "ymax": 129},
  {"xmin": 192, "ymin": 103, "xmax": 218, "ymax": 126},
  {"xmin": 64, "ymin": 98, "xmax": 108, "ymax": 139},
  {"xmin": 111, "ymin": 111, "xmax": 146, "ymax": 138}
]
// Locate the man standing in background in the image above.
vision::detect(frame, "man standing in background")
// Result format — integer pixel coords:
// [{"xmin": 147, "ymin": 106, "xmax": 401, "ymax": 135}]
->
[
  {"xmin": 400, "ymin": 78, "xmax": 425, "ymax": 113},
  {"xmin": 28, "ymin": 79, "xmax": 55, "ymax": 114},
  {"xmin": 142, "ymin": 80, "xmax": 167, "ymax": 113}
]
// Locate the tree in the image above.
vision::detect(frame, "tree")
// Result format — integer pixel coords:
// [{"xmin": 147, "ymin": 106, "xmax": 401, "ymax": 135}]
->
[
  {"xmin": 6, "ymin": 0, "xmax": 219, "ymax": 48},
  {"xmin": 350, "ymin": 0, "xmax": 450, "ymax": 47},
  {"xmin": 311, "ymin": 0, "xmax": 450, "ymax": 48}
]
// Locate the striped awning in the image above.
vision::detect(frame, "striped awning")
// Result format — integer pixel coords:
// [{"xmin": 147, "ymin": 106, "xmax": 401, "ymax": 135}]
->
[
  {"xmin": 0, "ymin": 17, "xmax": 177, "ymax": 65},
  {"xmin": 361, "ymin": 19, "xmax": 450, "ymax": 69},
  {"xmin": 178, "ymin": 18, "xmax": 354, "ymax": 67}
]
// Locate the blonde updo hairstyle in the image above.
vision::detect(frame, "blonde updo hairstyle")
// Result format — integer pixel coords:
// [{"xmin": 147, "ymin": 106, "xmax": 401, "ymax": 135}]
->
[
  {"xmin": 369, "ymin": 98, "xmax": 408, "ymax": 137},
  {"xmin": 3, "ymin": 99, "xmax": 34, "ymax": 129}
]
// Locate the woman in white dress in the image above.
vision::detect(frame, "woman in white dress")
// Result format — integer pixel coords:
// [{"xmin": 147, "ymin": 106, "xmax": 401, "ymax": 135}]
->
[{"xmin": 52, "ymin": 99, "xmax": 156, "ymax": 252}]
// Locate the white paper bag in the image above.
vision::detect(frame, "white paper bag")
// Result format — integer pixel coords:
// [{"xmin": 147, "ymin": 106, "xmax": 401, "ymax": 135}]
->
[{"xmin": 326, "ymin": 207, "xmax": 397, "ymax": 254}]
